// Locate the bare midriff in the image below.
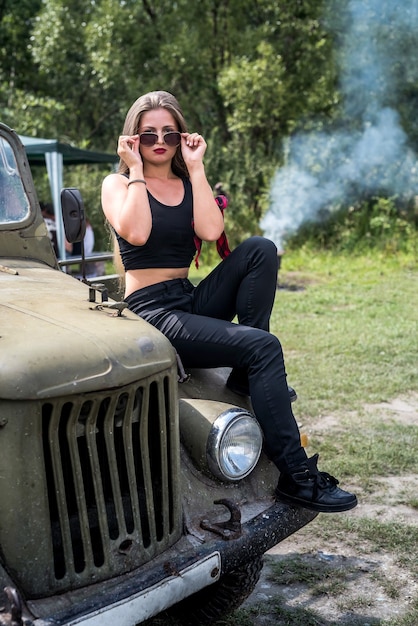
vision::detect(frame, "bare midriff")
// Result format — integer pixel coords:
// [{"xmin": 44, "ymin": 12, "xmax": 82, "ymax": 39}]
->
[{"xmin": 125, "ymin": 267, "xmax": 189, "ymax": 297}]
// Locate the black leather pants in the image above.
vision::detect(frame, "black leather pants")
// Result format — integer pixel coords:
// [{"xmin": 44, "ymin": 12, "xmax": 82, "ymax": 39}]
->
[{"xmin": 126, "ymin": 236, "xmax": 307, "ymax": 472}]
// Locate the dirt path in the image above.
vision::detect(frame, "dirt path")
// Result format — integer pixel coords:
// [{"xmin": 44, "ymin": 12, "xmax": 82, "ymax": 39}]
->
[{"xmin": 241, "ymin": 394, "xmax": 418, "ymax": 625}]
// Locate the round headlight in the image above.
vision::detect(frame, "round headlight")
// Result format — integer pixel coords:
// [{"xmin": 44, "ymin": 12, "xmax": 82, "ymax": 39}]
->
[{"xmin": 206, "ymin": 408, "xmax": 263, "ymax": 481}]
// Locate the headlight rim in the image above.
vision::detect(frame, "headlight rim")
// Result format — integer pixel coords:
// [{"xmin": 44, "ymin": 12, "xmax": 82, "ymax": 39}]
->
[{"xmin": 206, "ymin": 407, "xmax": 263, "ymax": 482}]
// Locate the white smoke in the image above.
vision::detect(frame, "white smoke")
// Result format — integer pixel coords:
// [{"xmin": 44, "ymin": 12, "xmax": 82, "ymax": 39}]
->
[{"xmin": 261, "ymin": 0, "xmax": 418, "ymax": 248}]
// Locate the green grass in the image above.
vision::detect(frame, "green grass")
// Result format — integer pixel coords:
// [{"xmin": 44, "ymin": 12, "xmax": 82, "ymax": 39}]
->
[
  {"xmin": 268, "ymin": 554, "xmax": 354, "ymax": 596},
  {"xmin": 272, "ymin": 250, "xmax": 417, "ymax": 418},
  {"xmin": 311, "ymin": 515, "xmax": 418, "ymax": 575}
]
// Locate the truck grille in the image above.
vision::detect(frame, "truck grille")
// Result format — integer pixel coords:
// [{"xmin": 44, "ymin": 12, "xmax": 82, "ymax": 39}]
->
[{"xmin": 41, "ymin": 373, "xmax": 181, "ymax": 587}]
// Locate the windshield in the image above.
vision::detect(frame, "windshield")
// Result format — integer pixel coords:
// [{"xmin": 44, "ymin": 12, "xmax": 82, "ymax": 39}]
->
[{"xmin": 0, "ymin": 137, "xmax": 30, "ymax": 224}]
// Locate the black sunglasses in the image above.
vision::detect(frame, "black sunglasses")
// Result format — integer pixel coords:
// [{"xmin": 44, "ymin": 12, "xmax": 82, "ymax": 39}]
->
[{"xmin": 139, "ymin": 131, "xmax": 181, "ymax": 147}]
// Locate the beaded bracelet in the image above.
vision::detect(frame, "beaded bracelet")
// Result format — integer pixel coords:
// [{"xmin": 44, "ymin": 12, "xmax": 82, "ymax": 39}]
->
[{"xmin": 127, "ymin": 178, "xmax": 146, "ymax": 186}]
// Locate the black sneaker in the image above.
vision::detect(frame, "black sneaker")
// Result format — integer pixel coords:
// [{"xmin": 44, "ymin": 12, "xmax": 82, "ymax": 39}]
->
[
  {"xmin": 226, "ymin": 371, "xmax": 297, "ymax": 402},
  {"xmin": 275, "ymin": 454, "xmax": 358, "ymax": 513}
]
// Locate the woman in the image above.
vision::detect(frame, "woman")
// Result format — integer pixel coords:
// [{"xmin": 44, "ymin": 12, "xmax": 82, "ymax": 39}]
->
[{"xmin": 102, "ymin": 90, "xmax": 357, "ymax": 513}]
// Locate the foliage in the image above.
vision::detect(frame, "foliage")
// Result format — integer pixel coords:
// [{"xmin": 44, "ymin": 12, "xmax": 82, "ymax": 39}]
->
[
  {"xmin": 1, "ymin": 0, "xmax": 335, "ymax": 246},
  {"xmin": 286, "ymin": 196, "xmax": 418, "ymax": 254},
  {"xmin": 1, "ymin": 0, "xmax": 418, "ymax": 252}
]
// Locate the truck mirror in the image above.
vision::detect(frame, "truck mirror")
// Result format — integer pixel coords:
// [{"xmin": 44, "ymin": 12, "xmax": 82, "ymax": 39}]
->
[{"xmin": 61, "ymin": 187, "xmax": 86, "ymax": 244}]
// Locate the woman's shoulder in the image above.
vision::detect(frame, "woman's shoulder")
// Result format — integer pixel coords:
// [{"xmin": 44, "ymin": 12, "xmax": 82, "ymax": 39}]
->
[{"xmin": 102, "ymin": 172, "xmax": 128, "ymax": 188}]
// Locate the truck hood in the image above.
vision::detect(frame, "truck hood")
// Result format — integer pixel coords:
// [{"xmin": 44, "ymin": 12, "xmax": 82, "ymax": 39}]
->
[{"xmin": 0, "ymin": 260, "xmax": 175, "ymax": 399}]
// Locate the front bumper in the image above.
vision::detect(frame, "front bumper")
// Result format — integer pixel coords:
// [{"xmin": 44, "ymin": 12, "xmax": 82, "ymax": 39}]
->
[
  {"xmin": 26, "ymin": 501, "xmax": 316, "ymax": 626},
  {"xmin": 54, "ymin": 553, "xmax": 221, "ymax": 626}
]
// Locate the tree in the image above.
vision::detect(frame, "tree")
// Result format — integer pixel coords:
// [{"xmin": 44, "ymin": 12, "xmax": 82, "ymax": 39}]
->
[{"xmin": 0, "ymin": 0, "xmax": 339, "ymax": 248}]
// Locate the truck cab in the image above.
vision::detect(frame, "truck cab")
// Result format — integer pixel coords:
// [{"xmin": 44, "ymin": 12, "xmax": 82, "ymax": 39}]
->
[{"xmin": 0, "ymin": 123, "xmax": 316, "ymax": 626}]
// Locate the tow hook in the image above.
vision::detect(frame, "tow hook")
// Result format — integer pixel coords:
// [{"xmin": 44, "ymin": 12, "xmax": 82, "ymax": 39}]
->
[
  {"xmin": 0, "ymin": 587, "xmax": 26, "ymax": 626},
  {"xmin": 201, "ymin": 499, "xmax": 242, "ymax": 540}
]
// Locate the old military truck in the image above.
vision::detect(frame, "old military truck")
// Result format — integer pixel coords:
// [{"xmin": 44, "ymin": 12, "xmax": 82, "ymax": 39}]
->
[{"xmin": 0, "ymin": 122, "xmax": 317, "ymax": 626}]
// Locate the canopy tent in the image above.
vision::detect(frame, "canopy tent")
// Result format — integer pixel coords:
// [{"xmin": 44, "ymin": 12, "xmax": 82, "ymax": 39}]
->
[{"xmin": 19, "ymin": 134, "xmax": 118, "ymax": 259}]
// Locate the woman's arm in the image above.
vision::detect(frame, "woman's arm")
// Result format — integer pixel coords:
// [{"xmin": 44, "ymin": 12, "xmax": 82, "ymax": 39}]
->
[
  {"xmin": 101, "ymin": 134, "xmax": 152, "ymax": 246},
  {"xmin": 181, "ymin": 133, "xmax": 225, "ymax": 241}
]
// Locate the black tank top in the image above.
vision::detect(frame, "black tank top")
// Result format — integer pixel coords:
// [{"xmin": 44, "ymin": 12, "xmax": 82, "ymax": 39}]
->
[{"xmin": 116, "ymin": 177, "xmax": 197, "ymax": 270}]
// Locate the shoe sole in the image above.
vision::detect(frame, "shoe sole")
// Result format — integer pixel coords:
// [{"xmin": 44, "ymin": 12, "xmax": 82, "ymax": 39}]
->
[{"xmin": 275, "ymin": 490, "xmax": 358, "ymax": 513}]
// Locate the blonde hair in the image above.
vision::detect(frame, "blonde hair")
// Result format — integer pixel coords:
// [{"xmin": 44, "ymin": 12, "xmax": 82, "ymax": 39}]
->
[
  {"xmin": 118, "ymin": 90, "xmax": 189, "ymax": 178},
  {"xmin": 111, "ymin": 91, "xmax": 190, "ymax": 293}
]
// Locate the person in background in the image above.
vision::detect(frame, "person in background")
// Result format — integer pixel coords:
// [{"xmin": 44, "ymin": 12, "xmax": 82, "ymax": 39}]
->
[
  {"xmin": 66, "ymin": 219, "xmax": 101, "ymax": 277},
  {"xmin": 213, "ymin": 181, "xmax": 228, "ymax": 200},
  {"xmin": 101, "ymin": 90, "xmax": 358, "ymax": 513},
  {"xmin": 40, "ymin": 202, "xmax": 59, "ymax": 256},
  {"xmin": 83, "ymin": 219, "xmax": 95, "ymax": 256},
  {"xmin": 67, "ymin": 219, "xmax": 95, "ymax": 257}
]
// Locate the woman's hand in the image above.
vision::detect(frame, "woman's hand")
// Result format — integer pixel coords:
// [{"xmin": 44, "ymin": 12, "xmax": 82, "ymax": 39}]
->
[
  {"xmin": 180, "ymin": 132, "xmax": 207, "ymax": 169},
  {"xmin": 117, "ymin": 134, "xmax": 143, "ymax": 171}
]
